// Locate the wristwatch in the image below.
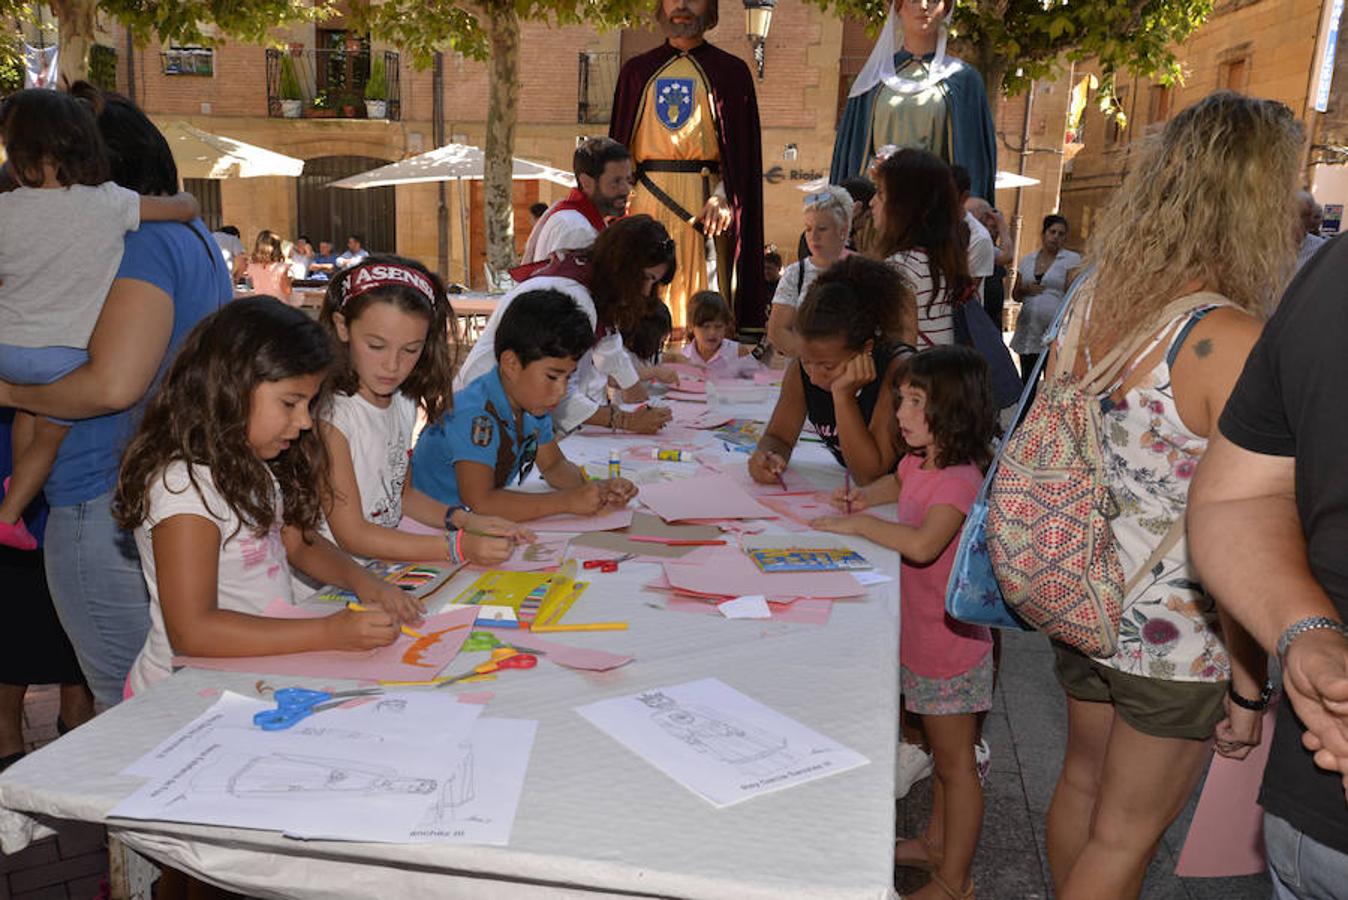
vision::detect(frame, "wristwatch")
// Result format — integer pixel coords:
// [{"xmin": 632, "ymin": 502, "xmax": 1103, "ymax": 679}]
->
[
  {"xmin": 1276, "ymin": 616, "xmax": 1348, "ymax": 667},
  {"xmin": 443, "ymin": 504, "xmax": 470, "ymax": 531}
]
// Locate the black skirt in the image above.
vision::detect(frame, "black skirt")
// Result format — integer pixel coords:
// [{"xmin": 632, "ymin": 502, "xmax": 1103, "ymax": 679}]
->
[{"xmin": 0, "ymin": 546, "xmax": 86, "ymax": 687}]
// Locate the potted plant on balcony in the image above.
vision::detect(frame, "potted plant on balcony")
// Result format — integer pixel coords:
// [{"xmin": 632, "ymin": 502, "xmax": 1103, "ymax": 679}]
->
[
  {"xmin": 306, "ymin": 91, "xmax": 335, "ymax": 118},
  {"xmin": 278, "ymin": 55, "xmax": 303, "ymax": 118},
  {"xmin": 364, "ymin": 55, "xmax": 388, "ymax": 120},
  {"xmin": 339, "ymin": 91, "xmax": 360, "ymax": 118}
]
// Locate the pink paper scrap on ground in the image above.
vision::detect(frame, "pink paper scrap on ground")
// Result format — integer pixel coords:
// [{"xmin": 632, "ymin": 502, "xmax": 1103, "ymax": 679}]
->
[
  {"xmin": 529, "ymin": 508, "xmax": 634, "ymax": 532},
  {"xmin": 638, "ymin": 473, "xmax": 775, "ymax": 522},
  {"xmin": 662, "ymin": 550, "xmax": 865, "ymax": 601},
  {"xmin": 1174, "ymin": 707, "xmax": 1277, "ymax": 877},
  {"xmin": 174, "ymin": 602, "xmax": 478, "ymax": 682},
  {"xmin": 507, "ymin": 632, "xmax": 634, "ymax": 671}
]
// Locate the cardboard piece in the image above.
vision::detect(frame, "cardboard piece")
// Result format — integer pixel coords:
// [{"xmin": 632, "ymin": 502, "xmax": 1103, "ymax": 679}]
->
[
  {"xmin": 570, "ymin": 512, "xmax": 723, "ymax": 561},
  {"xmin": 174, "ymin": 602, "xmax": 478, "ymax": 681},
  {"xmin": 662, "ymin": 550, "xmax": 865, "ymax": 601}
]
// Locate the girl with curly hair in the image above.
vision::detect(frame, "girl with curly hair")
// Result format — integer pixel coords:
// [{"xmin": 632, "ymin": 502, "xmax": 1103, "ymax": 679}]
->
[
  {"xmin": 312, "ymin": 256, "xmax": 531, "ymax": 619},
  {"xmin": 113, "ymin": 298, "xmax": 408, "ymax": 695},
  {"xmin": 812, "ymin": 345, "xmax": 997, "ymax": 900}
]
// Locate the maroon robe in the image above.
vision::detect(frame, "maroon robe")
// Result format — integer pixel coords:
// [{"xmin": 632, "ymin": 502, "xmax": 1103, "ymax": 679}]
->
[{"xmin": 610, "ymin": 40, "xmax": 765, "ymax": 328}]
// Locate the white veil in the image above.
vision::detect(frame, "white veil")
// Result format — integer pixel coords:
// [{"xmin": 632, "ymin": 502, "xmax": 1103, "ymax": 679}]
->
[{"xmin": 847, "ymin": 1, "xmax": 963, "ymax": 99}]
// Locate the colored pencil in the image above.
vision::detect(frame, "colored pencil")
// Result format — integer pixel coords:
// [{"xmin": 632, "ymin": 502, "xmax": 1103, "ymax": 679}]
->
[
  {"xmin": 346, "ymin": 602, "xmax": 425, "ymax": 639},
  {"xmin": 529, "ymin": 622, "xmax": 628, "ymax": 633}
]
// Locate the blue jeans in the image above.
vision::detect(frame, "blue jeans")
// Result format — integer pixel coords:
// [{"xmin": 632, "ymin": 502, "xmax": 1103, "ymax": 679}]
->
[
  {"xmin": 1266, "ymin": 812, "xmax": 1348, "ymax": 899},
  {"xmin": 43, "ymin": 491, "xmax": 150, "ymax": 708}
]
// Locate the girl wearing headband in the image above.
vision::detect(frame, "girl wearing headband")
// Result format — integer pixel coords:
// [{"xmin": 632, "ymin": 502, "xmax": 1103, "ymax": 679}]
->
[{"xmin": 313, "ymin": 256, "xmax": 531, "ymax": 621}]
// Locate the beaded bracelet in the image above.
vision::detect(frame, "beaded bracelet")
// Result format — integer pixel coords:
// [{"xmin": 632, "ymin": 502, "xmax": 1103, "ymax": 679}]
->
[{"xmin": 445, "ymin": 528, "xmax": 465, "ymax": 564}]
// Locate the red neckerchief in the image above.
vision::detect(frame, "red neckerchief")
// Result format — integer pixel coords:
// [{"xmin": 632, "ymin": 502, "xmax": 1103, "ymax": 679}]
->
[{"xmin": 551, "ymin": 188, "xmax": 608, "ymax": 234}]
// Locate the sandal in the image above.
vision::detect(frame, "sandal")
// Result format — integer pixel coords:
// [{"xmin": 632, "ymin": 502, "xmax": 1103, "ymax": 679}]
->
[
  {"xmin": 929, "ymin": 871, "xmax": 974, "ymax": 899},
  {"xmin": 894, "ymin": 834, "xmax": 942, "ymax": 871}
]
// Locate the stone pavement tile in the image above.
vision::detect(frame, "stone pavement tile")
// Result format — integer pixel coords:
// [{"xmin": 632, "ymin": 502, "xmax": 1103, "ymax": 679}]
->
[
  {"xmin": 10, "ymin": 886, "xmax": 66, "ymax": 900},
  {"xmin": 978, "ymin": 769, "xmax": 1037, "ymax": 853},
  {"xmin": 1181, "ymin": 873, "xmax": 1271, "ymax": 898},
  {"xmin": 0, "ymin": 840, "xmax": 58, "ymax": 875},
  {"xmin": 8, "ymin": 850, "xmax": 105, "ymax": 894}
]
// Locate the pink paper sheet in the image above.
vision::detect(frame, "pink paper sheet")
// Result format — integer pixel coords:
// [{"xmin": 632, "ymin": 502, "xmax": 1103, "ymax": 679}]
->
[
  {"xmin": 752, "ymin": 370, "xmax": 784, "ymax": 386},
  {"xmin": 674, "ymin": 375, "xmax": 707, "ymax": 394},
  {"xmin": 661, "ymin": 550, "xmax": 865, "ymax": 601},
  {"xmin": 722, "ymin": 465, "xmax": 817, "ymax": 498},
  {"xmin": 174, "ymin": 602, "xmax": 478, "ymax": 681},
  {"xmin": 665, "ymin": 390, "xmax": 708, "ymax": 403},
  {"xmin": 665, "ymin": 595, "xmax": 833, "ymax": 626},
  {"xmin": 506, "ymin": 632, "xmax": 634, "ymax": 671},
  {"xmin": 637, "ymin": 473, "xmax": 775, "ymax": 522},
  {"xmin": 1174, "ymin": 707, "xmax": 1277, "ymax": 877},
  {"xmin": 481, "ymin": 534, "xmax": 571, "ymax": 571},
  {"xmin": 529, "ymin": 508, "xmax": 634, "ymax": 532},
  {"xmin": 756, "ymin": 493, "xmax": 841, "ymax": 525}
]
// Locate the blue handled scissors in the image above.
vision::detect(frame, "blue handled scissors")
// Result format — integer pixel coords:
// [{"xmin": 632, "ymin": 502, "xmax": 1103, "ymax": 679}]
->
[{"xmin": 252, "ymin": 686, "xmax": 384, "ymax": 731}]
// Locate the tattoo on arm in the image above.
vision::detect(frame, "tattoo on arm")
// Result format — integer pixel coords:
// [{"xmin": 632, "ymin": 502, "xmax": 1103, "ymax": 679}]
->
[{"xmin": 1194, "ymin": 338, "xmax": 1213, "ymax": 359}]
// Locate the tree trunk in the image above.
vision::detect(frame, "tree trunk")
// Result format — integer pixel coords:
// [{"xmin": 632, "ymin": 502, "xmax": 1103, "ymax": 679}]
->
[
  {"xmin": 484, "ymin": 3, "xmax": 521, "ymax": 281},
  {"xmin": 48, "ymin": 0, "xmax": 96, "ymax": 86}
]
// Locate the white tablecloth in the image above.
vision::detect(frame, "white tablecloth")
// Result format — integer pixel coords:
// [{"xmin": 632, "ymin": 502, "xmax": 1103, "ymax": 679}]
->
[{"xmin": 0, "ymin": 397, "xmax": 901, "ymax": 900}]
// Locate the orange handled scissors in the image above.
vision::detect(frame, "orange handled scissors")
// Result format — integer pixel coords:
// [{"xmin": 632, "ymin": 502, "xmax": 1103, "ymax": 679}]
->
[{"xmin": 436, "ymin": 647, "xmax": 537, "ymax": 688}]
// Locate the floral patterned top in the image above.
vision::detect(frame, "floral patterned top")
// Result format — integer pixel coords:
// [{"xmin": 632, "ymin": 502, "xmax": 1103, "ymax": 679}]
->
[{"xmin": 1093, "ymin": 306, "xmax": 1228, "ymax": 683}]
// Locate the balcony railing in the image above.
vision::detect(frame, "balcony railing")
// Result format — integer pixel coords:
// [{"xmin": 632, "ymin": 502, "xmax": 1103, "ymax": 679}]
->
[
  {"xmin": 577, "ymin": 50, "xmax": 618, "ymax": 124},
  {"xmin": 266, "ymin": 48, "xmax": 401, "ymax": 121}
]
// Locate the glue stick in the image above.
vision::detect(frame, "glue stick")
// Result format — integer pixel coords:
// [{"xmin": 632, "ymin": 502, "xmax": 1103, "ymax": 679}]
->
[
  {"xmin": 651, "ymin": 449, "xmax": 696, "ymax": 463},
  {"xmin": 608, "ymin": 449, "xmax": 621, "ymax": 479}
]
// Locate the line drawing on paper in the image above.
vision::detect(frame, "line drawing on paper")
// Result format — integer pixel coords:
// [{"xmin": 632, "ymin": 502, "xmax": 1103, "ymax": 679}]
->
[
  {"xmin": 190, "ymin": 753, "xmax": 437, "ymax": 798},
  {"xmin": 636, "ymin": 691, "xmax": 795, "ymax": 773},
  {"xmin": 424, "ymin": 742, "xmax": 483, "ymax": 825}
]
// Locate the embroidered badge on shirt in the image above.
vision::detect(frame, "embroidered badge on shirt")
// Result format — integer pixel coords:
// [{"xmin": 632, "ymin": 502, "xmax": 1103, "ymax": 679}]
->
[{"xmin": 470, "ymin": 415, "xmax": 495, "ymax": 448}]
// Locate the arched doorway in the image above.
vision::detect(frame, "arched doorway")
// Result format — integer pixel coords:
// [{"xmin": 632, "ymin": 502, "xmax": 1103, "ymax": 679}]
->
[{"xmin": 297, "ymin": 155, "xmax": 397, "ymax": 254}]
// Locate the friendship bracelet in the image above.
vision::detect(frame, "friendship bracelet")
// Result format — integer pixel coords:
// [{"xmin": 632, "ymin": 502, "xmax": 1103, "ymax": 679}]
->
[
  {"xmin": 454, "ymin": 528, "xmax": 465, "ymax": 564},
  {"xmin": 445, "ymin": 528, "xmax": 464, "ymax": 565}
]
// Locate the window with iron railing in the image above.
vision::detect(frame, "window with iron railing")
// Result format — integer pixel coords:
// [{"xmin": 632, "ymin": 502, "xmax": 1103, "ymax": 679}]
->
[
  {"xmin": 266, "ymin": 48, "xmax": 401, "ymax": 120},
  {"xmin": 578, "ymin": 50, "xmax": 618, "ymax": 124}
]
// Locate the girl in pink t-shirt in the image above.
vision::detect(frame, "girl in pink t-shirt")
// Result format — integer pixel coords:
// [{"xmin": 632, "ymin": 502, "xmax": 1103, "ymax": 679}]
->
[{"xmin": 813, "ymin": 345, "xmax": 997, "ymax": 900}]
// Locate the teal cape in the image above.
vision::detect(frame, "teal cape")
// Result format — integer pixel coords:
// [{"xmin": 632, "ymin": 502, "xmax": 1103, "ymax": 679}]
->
[{"xmin": 830, "ymin": 50, "xmax": 997, "ymax": 203}]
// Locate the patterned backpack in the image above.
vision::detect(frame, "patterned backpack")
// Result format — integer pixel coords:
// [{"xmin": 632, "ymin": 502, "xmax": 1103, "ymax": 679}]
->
[{"xmin": 985, "ymin": 288, "xmax": 1211, "ymax": 657}]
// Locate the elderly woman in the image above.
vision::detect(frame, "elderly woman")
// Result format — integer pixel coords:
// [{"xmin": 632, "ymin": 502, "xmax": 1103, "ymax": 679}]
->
[
  {"xmin": 1010, "ymin": 214, "xmax": 1082, "ymax": 383},
  {"xmin": 1041, "ymin": 92, "xmax": 1302, "ymax": 900},
  {"xmin": 767, "ymin": 185, "xmax": 854, "ymax": 358}
]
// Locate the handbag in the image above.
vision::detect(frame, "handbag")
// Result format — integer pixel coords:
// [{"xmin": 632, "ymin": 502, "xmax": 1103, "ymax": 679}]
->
[
  {"xmin": 943, "ymin": 273, "xmax": 1090, "ymax": 631},
  {"xmin": 951, "ymin": 288, "xmax": 1022, "ymax": 410}
]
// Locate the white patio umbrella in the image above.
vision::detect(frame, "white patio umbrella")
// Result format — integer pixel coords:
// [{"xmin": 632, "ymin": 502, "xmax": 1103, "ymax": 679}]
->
[
  {"xmin": 327, "ymin": 143, "xmax": 576, "ymax": 283},
  {"xmin": 326, "ymin": 142, "xmax": 576, "ymax": 190},
  {"xmin": 159, "ymin": 121, "xmax": 305, "ymax": 180}
]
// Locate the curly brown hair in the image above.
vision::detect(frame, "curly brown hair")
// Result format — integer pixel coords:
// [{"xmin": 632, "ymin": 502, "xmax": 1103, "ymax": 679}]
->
[
  {"xmin": 588, "ymin": 214, "xmax": 677, "ymax": 335},
  {"xmin": 318, "ymin": 255, "xmax": 459, "ymax": 426},
  {"xmin": 895, "ymin": 345, "xmax": 996, "ymax": 472},
  {"xmin": 113, "ymin": 297, "xmax": 335, "ymax": 538},
  {"xmin": 796, "ymin": 255, "xmax": 914, "ymax": 350}
]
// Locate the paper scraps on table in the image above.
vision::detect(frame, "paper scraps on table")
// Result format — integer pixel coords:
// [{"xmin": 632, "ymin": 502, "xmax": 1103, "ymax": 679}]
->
[
  {"xmin": 570, "ymin": 512, "xmax": 723, "ymax": 561},
  {"xmin": 665, "ymin": 390, "xmax": 709, "ymax": 403},
  {"xmin": 661, "ymin": 550, "xmax": 865, "ymax": 602},
  {"xmin": 754, "ymin": 493, "xmax": 840, "ymax": 526},
  {"xmin": 638, "ymin": 473, "xmax": 773, "ymax": 522},
  {"xmin": 752, "ymin": 370, "xmax": 784, "ymax": 386},
  {"xmin": 174, "ymin": 602, "xmax": 478, "ymax": 682},
  {"xmin": 718, "ymin": 595, "xmax": 772, "ymax": 619},
  {"xmin": 665, "ymin": 595, "xmax": 833, "ymax": 626},
  {"xmin": 674, "ymin": 375, "xmax": 706, "ymax": 394},
  {"xmin": 853, "ymin": 571, "xmax": 893, "ymax": 587},
  {"xmin": 576, "ymin": 677, "xmax": 868, "ymax": 808},
  {"xmin": 529, "ymin": 508, "xmax": 634, "ymax": 532},
  {"xmin": 506, "ymin": 631, "xmax": 634, "ymax": 671}
]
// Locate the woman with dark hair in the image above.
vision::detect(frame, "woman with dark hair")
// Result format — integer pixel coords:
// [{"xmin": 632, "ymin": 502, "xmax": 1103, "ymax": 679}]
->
[
  {"xmin": 0, "ymin": 83, "xmax": 231, "ymax": 708},
  {"xmin": 870, "ymin": 148, "xmax": 970, "ymax": 349},
  {"xmin": 455, "ymin": 214, "xmax": 678, "ymax": 435},
  {"xmin": 1010, "ymin": 214, "xmax": 1082, "ymax": 383}
]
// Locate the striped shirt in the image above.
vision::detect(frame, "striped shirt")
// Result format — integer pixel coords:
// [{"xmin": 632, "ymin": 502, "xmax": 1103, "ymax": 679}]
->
[{"xmin": 887, "ymin": 248, "xmax": 955, "ymax": 347}]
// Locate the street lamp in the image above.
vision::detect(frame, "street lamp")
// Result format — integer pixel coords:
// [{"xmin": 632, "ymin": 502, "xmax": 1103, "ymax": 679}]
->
[{"xmin": 743, "ymin": 0, "xmax": 775, "ymax": 80}]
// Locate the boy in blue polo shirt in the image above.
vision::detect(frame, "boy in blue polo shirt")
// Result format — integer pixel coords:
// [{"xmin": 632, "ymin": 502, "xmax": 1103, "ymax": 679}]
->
[{"xmin": 412, "ymin": 289, "xmax": 637, "ymax": 522}]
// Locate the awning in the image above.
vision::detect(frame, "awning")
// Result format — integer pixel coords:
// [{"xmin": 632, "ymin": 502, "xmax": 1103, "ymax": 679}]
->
[
  {"xmin": 327, "ymin": 143, "xmax": 576, "ymax": 190},
  {"xmin": 159, "ymin": 121, "xmax": 305, "ymax": 179},
  {"xmin": 795, "ymin": 170, "xmax": 1042, "ymax": 193}
]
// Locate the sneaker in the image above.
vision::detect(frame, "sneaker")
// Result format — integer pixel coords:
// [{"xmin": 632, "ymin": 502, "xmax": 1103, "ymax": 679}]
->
[
  {"xmin": 0, "ymin": 518, "xmax": 37, "ymax": 551},
  {"xmin": 974, "ymin": 738, "xmax": 991, "ymax": 785},
  {"xmin": 896, "ymin": 740, "xmax": 933, "ymax": 798}
]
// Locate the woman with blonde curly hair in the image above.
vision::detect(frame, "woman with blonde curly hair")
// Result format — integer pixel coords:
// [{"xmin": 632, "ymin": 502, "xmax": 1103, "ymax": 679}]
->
[{"xmin": 1042, "ymin": 92, "xmax": 1302, "ymax": 899}]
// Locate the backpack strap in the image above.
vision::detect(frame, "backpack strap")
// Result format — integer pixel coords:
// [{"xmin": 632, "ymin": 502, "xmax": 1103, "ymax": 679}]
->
[
  {"xmin": 1078, "ymin": 291, "xmax": 1230, "ymax": 396},
  {"xmin": 1123, "ymin": 515, "xmax": 1186, "ymax": 595}
]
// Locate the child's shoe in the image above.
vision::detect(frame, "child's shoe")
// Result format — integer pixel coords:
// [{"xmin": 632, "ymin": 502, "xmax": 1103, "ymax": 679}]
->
[
  {"xmin": 974, "ymin": 738, "xmax": 991, "ymax": 785},
  {"xmin": 896, "ymin": 740, "xmax": 934, "ymax": 798}
]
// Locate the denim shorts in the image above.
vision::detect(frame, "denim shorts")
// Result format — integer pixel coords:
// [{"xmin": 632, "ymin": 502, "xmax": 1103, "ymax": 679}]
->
[{"xmin": 0, "ymin": 343, "xmax": 89, "ymax": 426}]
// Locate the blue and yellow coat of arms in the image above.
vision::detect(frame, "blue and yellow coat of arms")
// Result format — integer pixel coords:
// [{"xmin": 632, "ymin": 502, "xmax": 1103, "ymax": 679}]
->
[{"xmin": 654, "ymin": 78, "xmax": 695, "ymax": 130}]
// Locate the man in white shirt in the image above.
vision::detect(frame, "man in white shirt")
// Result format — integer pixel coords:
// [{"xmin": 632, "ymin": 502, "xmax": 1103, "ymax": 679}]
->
[
  {"xmin": 521, "ymin": 137, "xmax": 632, "ymax": 265},
  {"xmin": 288, "ymin": 234, "xmax": 314, "ymax": 280},
  {"xmin": 952, "ymin": 165, "xmax": 995, "ymax": 301},
  {"xmin": 335, "ymin": 234, "xmax": 370, "ymax": 269},
  {"xmin": 211, "ymin": 225, "xmax": 246, "ymax": 282}
]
